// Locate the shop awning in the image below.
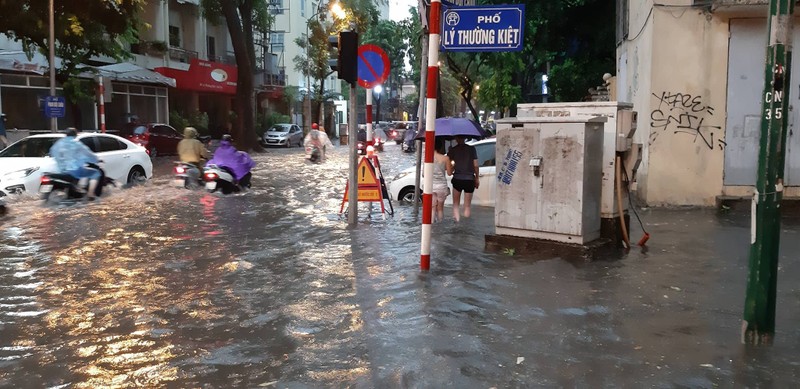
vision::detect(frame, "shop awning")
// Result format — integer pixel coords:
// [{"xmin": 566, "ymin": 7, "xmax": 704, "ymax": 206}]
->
[
  {"xmin": 94, "ymin": 63, "xmax": 176, "ymax": 88},
  {"xmin": 0, "ymin": 51, "xmax": 59, "ymax": 75}
]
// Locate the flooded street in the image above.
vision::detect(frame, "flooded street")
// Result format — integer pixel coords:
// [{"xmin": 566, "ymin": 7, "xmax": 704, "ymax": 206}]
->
[{"xmin": 1, "ymin": 142, "xmax": 799, "ymax": 387}]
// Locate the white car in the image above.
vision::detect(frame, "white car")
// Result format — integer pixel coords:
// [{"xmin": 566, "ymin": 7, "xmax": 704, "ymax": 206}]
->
[
  {"xmin": 388, "ymin": 138, "xmax": 497, "ymax": 206},
  {"xmin": 0, "ymin": 132, "xmax": 153, "ymax": 197}
]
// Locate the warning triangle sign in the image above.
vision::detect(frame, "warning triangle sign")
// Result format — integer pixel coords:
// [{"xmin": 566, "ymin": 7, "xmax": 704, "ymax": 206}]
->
[{"xmin": 357, "ymin": 158, "xmax": 378, "ymax": 185}]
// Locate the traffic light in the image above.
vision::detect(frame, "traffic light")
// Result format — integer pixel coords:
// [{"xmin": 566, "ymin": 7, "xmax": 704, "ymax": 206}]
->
[{"xmin": 329, "ymin": 30, "xmax": 358, "ymax": 85}]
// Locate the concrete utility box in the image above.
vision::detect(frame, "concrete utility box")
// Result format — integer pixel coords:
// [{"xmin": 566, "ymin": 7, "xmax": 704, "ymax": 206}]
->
[
  {"xmin": 494, "ymin": 116, "xmax": 606, "ymax": 244},
  {"xmin": 516, "ymin": 102, "xmax": 635, "ymax": 219}
]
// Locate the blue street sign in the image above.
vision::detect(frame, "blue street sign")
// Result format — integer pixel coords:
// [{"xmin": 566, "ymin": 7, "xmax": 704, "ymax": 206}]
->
[
  {"xmin": 43, "ymin": 96, "xmax": 66, "ymax": 119},
  {"xmin": 440, "ymin": 4, "xmax": 525, "ymax": 52}
]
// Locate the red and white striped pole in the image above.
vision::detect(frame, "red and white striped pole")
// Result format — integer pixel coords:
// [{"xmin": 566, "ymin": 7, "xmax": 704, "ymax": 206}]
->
[
  {"xmin": 366, "ymin": 90, "xmax": 373, "ymax": 145},
  {"xmin": 420, "ymin": 0, "xmax": 441, "ymax": 271},
  {"xmin": 98, "ymin": 75, "xmax": 106, "ymax": 133}
]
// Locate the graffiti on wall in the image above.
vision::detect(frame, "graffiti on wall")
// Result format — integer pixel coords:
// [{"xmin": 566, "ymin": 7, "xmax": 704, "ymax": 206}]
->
[{"xmin": 649, "ymin": 91, "xmax": 726, "ymax": 150}]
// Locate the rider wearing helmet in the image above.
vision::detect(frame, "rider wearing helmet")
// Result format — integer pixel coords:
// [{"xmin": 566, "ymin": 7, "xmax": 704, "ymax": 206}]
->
[
  {"xmin": 177, "ymin": 127, "xmax": 210, "ymax": 184},
  {"xmin": 304, "ymin": 122, "xmax": 333, "ymax": 162},
  {"xmin": 206, "ymin": 134, "xmax": 256, "ymax": 188}
]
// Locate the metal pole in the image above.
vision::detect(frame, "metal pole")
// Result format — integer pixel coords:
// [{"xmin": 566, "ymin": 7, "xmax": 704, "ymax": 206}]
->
[
  {"xmin": 414, "ymin": 32, "xmax": 429, "ymax": 215},
  {"xmin": 49, "ymin": 0, "xmax": 57, "ymax": 132},
  {"xmin": 366, "ymin": 90, "xmax": 373, "ymax": 145},
  {"xmin": 348, "ymin": 82, "xmax": 358, "ymax": 225},
  {"xmin": 98, "ymin": 76, "xmax": 106, "ymax": 133},
  {"xmin": 742, "ymin": 0, "xmax": 795, "ymax": 345},
  {"xmin": 420, "ymin": 0, "xmax": 441, "ymax": 271}
]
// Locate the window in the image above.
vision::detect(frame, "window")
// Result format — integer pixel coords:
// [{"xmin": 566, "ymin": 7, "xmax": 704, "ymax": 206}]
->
[
  {"xmin": 301, "ymin": 0, "xmax": 306, "ymax": 17},
  {"xmin": 80, "ymin": 137, "xmax": 100, "ymax": 152},
  {"xmin": 207, "ymin": 36, "xmax": 216, "ymax": 58},
  {"xmin": 268, "ymin": 0, "xmax": 284, "ymax": 14},
  {"xmin": 97, "ymin": 136, "xmax": 127, "ymax": 152},
  {"xmin": 475, "ymin": 143, "xmax": 496, "ymax": 167},
  {"xmin": 270, "ymin": 32, "xmax": 285, "ymax": 50},
  {"xmin": 169, "ymin": 25, "xmax": 180, "ymax": 47},
  {"xmin": 0, "ymin": 137, "xmax": 58, "ymax": 158}
]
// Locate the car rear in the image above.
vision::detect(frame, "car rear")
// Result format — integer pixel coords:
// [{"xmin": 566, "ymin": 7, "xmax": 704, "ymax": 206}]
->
[{"xmin": 126, "ymin": 125, "xmax": 151, "ymax": 152}]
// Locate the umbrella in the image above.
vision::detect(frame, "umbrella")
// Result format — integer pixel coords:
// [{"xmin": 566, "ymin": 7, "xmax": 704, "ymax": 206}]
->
[{"xmin": 416, "ymin": 117, "xmax": 487, "ymax": 140}]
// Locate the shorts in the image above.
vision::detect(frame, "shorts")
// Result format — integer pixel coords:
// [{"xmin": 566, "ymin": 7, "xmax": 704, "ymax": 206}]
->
[{"xmin": 451, "ymin": 178, "xmax": 475, "ymax": 193}]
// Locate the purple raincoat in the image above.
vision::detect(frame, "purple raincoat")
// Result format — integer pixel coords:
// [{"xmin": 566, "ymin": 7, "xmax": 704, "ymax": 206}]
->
[{"xmin": 206, "ymin": 141, "xmax": 255, "ymax": 181}]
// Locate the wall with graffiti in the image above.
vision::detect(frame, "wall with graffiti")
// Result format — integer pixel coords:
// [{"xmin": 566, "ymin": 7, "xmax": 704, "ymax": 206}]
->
[{"xmin": 629, "ymin": 7, "xmax": 730, "ymax": 206}]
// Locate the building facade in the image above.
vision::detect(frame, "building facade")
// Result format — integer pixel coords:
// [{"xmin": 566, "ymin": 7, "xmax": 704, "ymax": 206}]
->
[{"xmin": 617, "ymin": 0, "xmax": 800, "ymax": 206}]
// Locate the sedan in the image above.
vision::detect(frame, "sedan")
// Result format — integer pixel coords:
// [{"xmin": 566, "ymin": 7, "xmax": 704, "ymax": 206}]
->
[
  {"xmin": 0, "ymin": 132, "xmax": 153, "ymax": 197},
  {"xmin": 388, "ymin": 138, "xmax": 496, "ymax": 206},
  {"xmin": 124, "ymin": 123, "xmax": 183, "ymax": 157},
  {"xmin": 263, "ymin": 123, "xmax": 303, "ymax": 147}
]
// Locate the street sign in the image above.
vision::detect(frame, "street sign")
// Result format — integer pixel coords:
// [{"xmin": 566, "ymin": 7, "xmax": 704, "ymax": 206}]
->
[
  {"xmin": 440, "ymin": 4, "xmax": 526, "ymax": 52},
  {"xmin": 43, "ymin": 96, "xmax": 66, "ymax": 119},
  {"xmin": 357, "ymin": 44, "xmax": 390, "ymax": 89}
]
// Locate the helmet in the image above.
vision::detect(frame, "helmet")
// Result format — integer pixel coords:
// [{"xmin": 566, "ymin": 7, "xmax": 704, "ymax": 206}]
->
[
  {"xmin": 311, "ymin": 123, "xmax": 319, "ymax": 130},
  {"xmin": 222, "ymin": 134, "xmax": 233, "ymax": 142}
]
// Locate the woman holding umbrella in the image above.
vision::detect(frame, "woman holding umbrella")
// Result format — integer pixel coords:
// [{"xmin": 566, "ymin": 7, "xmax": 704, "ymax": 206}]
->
[{"xmin": 447, "ymin": 135, "xmax": 479, "ymax": 221}]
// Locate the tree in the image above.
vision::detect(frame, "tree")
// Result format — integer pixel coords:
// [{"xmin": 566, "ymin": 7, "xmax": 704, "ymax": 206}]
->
[
  {"xmin": 293, "ymin": 0, "xmax": 379, "ymax": 124},
  {"xmin": 201, "ymin": 0, "xmax": 273, "ymax": 151},
  {"xmin": 0, "ymin": 0, "xmax": 146, "ymax": 125}
]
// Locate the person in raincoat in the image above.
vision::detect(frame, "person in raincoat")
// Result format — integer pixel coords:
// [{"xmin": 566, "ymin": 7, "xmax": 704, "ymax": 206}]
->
[
  {"xmin": 304, "ymin": 123, "xmax": 333, "ymax": 162},
  {"xmin": 177, "ymin": 127, "xmax": 210, "ymax": 184},
  {"xmin": 206, "ymin": 134, "xmax": 256, "ymax": 188},
  {"xmin": 48, "ymin": 127, "xmax": 101, "ymax": 199}
]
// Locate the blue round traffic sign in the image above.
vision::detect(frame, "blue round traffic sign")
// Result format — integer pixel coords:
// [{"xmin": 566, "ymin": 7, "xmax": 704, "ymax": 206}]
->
[{"xmin": 357, "ymin": 44, "xmax": 390, "ymax": 89}]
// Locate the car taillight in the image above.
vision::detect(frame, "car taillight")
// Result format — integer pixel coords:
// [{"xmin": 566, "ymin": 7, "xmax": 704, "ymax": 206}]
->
[
  {"xmin": 204, "ymin": 172, "xmax": 218, "ymax": 181},
  {"xmin": 40, "ymin": 176, "xmax": 51, "ymax": 184},
  {"xmin": 145, "ymin": 148, "xmax": 150, "ymax": 155},
  {"xmin": 175, "ymin": 166, "xmax": 185, "ymax": 174}
]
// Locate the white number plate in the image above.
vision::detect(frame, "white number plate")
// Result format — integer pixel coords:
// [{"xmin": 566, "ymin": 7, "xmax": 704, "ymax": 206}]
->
[
  {"xmin": 40, "ymin": 184, "xmax": 53, "ymax": 193},
  {"xmin": 205, "ymin": 181, "xmax": 217, "ymax": 191},
  {"xmin": 172, "ymin": 179, "xmax": 186, "ymax": 187}
]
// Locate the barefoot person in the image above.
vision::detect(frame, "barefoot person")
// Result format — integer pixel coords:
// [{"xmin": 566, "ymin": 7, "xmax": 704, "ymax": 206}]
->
[{"xmin": 447, "ymin": 136, "xmax": 479, "ymax": 221}]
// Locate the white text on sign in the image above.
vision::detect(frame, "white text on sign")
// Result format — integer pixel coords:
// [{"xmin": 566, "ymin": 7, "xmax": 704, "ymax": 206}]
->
[{"xmin": 442, "ymin": 27, "xmax": 521, "ymax": 47}]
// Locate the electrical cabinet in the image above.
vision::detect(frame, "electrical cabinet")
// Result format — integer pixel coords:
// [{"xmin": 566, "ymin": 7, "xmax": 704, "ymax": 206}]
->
[{"xmin": 494, "ymin": 117, "xmax": 606, "ymax": 244}]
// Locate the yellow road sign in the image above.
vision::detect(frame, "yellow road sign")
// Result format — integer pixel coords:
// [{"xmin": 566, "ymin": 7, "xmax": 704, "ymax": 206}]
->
[{"xmin": 357, "ymin": 158, "xmax": 378, "ymax": 185}]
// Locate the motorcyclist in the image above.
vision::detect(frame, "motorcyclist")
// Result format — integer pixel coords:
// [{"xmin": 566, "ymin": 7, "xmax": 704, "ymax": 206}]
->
[
  {"xmin": 206, "ymin": 134, "xmax": 256, "ymax": 188},
  {"xmin": 177, "ymin": 127, "xmax": 210, "ymax": 184},
  {"xmin": 48, "ymin": 127, "xmax": 101, "ymax": 199},
  {"xmin": 304, "ymin": 123, "xmax": 333, "ymax": 162}
]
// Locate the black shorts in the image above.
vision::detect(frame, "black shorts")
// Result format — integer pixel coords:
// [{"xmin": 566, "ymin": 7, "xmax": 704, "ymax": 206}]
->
[{"xmin": 451, "ymin": 178, "xmax": 475, "ymax": 193}]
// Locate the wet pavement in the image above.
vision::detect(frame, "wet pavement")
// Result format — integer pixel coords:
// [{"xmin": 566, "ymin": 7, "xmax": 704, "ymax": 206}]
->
[{"xmin": 1, "ymin": 142, "xmax": 799, "ymax": 388}]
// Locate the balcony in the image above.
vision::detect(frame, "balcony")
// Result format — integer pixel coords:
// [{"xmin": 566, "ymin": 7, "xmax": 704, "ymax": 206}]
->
[
  {"xmin": 706, "ymin": 0, "xmax": 774, "ymax": 15},
  {"xmin": 168, "ymin": 47, "xmax": 198, "ymax": 63},
  {"xmin": 208, "ymin": 52, "xmax": 237, "ymax": 65}
]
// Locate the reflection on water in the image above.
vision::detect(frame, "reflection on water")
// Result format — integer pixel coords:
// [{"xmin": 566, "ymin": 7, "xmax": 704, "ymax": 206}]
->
[{"xmin": 0, "ymin": 144, "xmax": 798, "ymax": 387}]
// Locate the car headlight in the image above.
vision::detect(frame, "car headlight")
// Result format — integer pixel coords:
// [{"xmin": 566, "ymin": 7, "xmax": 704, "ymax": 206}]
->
[
  {"xmin": 392, "ymin": 171, "xmax": 412, "ymax": 181},
  {"xmin": 4, "ymin": 167, "xmax": 39, "ymax": 180}
]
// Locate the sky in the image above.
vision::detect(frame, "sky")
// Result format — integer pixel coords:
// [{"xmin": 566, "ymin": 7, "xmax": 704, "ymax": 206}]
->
[{"xmin": 389, "ymin": 0, "xmax": 417, "ymax": 22}]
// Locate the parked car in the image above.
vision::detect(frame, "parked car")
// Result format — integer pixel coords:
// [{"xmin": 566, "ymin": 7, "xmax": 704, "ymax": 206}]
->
[
  {"xmin": 124, "ymin": 123, "xmax": 183, "ymax": 157},
  {"xmin": 0, "ymin": 132, "xmax": 153, "ymax": 197},
  {"xmin": 262, "ymin": 123, "xmax": 303, "ymax": 147},
  {"xmin": 388, "ymin": 138, "xmax": 496, "ymax": 205}
]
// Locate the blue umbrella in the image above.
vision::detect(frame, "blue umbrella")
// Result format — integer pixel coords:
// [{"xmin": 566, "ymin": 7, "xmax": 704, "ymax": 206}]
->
[{"xmin": 416, "ymin": 117, "xmax": 487, "ymax": 140}]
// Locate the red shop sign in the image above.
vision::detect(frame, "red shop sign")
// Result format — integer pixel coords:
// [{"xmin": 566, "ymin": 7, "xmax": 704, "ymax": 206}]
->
[{"xmin": 155, "ymin": 58, "xmax": 238, "ymax": 94}]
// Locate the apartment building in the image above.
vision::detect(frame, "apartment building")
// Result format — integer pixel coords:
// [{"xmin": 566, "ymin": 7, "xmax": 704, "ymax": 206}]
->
[{"xmin": 0, "ymin": 0, "xmax": 286, "ymax": 135}]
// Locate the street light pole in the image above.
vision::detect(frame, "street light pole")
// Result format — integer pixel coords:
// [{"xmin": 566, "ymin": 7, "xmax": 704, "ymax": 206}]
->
[{"xmin": 305, "ymin": 2, "xmax": 328, "ymax": 131}]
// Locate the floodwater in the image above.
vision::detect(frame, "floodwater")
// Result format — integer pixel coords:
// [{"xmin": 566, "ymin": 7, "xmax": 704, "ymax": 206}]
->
[{"xmin": 1, "ymin": 142, "xmax": 799, "ymax": 388}]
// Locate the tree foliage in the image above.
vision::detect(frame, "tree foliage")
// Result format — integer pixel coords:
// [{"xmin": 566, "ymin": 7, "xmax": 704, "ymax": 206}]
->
[{"xmin": 0, "ymin": 0, "xmax": 145, "ymax": 123}]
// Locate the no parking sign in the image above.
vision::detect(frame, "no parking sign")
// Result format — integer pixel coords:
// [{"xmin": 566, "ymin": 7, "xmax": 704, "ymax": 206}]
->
[{"xmin": 357, "ymin": 44, "xmax": 390, "ymax": 89}]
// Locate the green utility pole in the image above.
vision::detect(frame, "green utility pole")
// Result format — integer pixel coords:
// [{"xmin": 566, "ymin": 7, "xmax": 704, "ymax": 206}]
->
[{"xmin": 743, "ymin": 0, "xmax": 795, "ymax": 345}]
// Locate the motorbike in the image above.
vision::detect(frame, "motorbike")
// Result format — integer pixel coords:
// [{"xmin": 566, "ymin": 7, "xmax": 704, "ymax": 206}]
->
[
  {"xmin": 203, "ymin": 164, "xmax": 249, "ymax": 194},
  {"xmin": 39, "ymin": 163, "xmax": 115, "ymax": 204},
  {"xmin": 307, "ymin": 145, "xmax": 322, "ymax": 163},
  {"xmin": 402, "ymin": 128, "xmax": 417, "ymax": 153},
  {"xmin": 172, "ymin": 161, "xmax": 203, "ymax": 188}
]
